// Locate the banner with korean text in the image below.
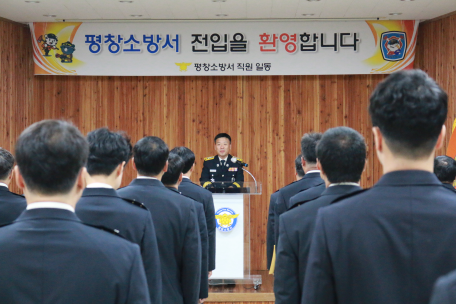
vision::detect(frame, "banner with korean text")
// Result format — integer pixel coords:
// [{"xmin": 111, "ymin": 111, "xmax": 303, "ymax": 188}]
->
[{"xmin": 30, "ymin": 20, "xmax": 418, "ymax": 76}]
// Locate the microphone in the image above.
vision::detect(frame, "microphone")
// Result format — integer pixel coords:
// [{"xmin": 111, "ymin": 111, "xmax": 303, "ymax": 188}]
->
[{"xmin": 231, "ymin": 157, "xmax": 248, "ymax": 167}]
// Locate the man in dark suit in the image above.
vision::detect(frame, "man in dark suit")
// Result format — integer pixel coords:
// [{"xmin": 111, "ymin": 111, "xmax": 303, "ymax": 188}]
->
[
  {"xmin": 0, "ymin": 148, "xmax": 26, "ymax": 225},
  {"xmin": 172, "ymin": 146, "xmax": 216, "ymax": 275},
  {"xmin": 266, "ymin": 155, "xmax": 304, "ymax": 271},
  {"xmin": 118, "ymin": 136, "xmax": 201, "ymax": 304},
  {"xmin": 162, "ymin": 152, "xmax": 208, "ymax": 304},
  {"xmin": 273, "ymin": 133, "xmax": 324, "ymax": 248},
  {"xmin": 274, "ymin": 127, "xmax": 365, "ymax": 304},
  {"xmin": 200, "ymin": 133, "xmax": 244, "ymax": 189},
  {"xmin": 303, "ymin": 70, "xmax": 456, "ymax": 304},
  {"xmin": 430, "ymin": 269, "xmax": 456, "ymax": 304},
  {"xmin": 75, "ymin": 128, "xmax": 162, "ymax": 304},
  {"xmin": 434, "ymin": 155, "xmax": 456, "ymax": 192},
  {"xmin": 1, "ymin": 120, "xmax": 149, "ymax": 303}
]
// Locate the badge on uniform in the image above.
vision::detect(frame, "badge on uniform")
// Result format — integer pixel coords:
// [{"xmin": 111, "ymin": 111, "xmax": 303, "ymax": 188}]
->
[
  {"xmin": 229, "ymin": 168, "xmax": 238, "ymax": 172},
  {"xmin": 210, "ymin": 169, "xmax": 217, "ymax": 172}
]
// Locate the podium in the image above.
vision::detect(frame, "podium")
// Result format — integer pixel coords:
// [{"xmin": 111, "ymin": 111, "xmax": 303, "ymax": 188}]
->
[{"xmin": 207, "ymin": 182, "xmax": 263, "ymax": 289}]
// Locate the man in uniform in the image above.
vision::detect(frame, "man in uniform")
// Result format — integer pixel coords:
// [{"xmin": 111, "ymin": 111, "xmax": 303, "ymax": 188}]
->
[
  {"xmin": 200, "ymin": 133, "xmax": 244, "ymax": 189},
  {"xmin": 76, "ymin": 128, "xmax": 162, "ymax": 304},
  {"xmin": 172, "ymin": 146, "xmax": 216, "ymax": 276},
  {"xmin": 0, "ymin": 148, "xmax": 26, "ymax": 225},
  {"xmin": 434, "ymin": 155, "xmax": 456, "ymax": 192},
  {"xmin": 267, "ymin": 155, "xmax": 305, "ymax": 271},
  {"xmin": 162, "ymin": 152, "xmax": 208, "ymax": 304}
]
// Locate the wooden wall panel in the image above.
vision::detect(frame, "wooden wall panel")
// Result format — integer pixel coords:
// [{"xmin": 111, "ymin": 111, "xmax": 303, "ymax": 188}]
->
[{"xmin": 415, "ymin": 12, "xmax": 456, "ymax": 157}]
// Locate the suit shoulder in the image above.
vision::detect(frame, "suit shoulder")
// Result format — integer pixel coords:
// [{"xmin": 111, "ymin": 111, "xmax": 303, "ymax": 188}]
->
[
  {"xmin": 0, "ymin": 190, "xmax": 25, "ymax": 200},
  {"xmin": 329, "ymin": 188, "xmax": 370, "ymax": 206},
  {"xmin": 83, "ymin": 222, "xmax": 125, "ymax": 239},
  {"xmin": 204, "ymin": 156, "xmax": 215, "ymax": 161},
  {"xmin": 120, "ymin": 197, "xmax": 149, "ymax": 211}
]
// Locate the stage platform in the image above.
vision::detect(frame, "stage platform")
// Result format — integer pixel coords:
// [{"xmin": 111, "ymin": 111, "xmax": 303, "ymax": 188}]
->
[{"xmin": 206, "ymin": 270, "xmax": 275, "ymax": 303}]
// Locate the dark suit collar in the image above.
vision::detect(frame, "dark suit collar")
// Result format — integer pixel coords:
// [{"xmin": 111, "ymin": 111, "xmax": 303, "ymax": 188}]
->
[
  {"xmin": 16, "ymin": 208, "xmax": 81, "ymax": 223},
  {"xmin": 302, "ymin": 172, "xmax": 322, "ymax": 180},
  {"xmin": 321, "ymin": 185, "xmax": 361, "ymax": 196},
  {"xmin": 0, "ymin": 186, "xmax": 10, "ymax": 192},
  {"xmin": 375, "ymin": 170, "xmax": 441, "ymax": 187},
  {"xmin": 166, "ymin": 186, "xmax": 180, "ymax": 194},
  {"xmin": 129, "ymin": 178, "xmax": 166, "ymax": 188},
  {"xmin": 82, "ymin": 187, "xmax": 119, "ymax": 197},
  {"xmin": 180, "ymin": 178, "xmax": 193, "ymax": 184},
  {"xmin": 442, "ymin": 183, "xmax": 456, "ymax": 191}
]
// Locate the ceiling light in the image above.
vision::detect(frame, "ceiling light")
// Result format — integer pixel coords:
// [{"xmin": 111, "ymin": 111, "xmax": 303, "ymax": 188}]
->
[
  {"xmin": 216, "ymin": 14, "xmax": 228, "ymax": 17},
  {"xmin": 307, "ymin": 0, "xmax": 321, "ymax": 2},
  {"xmin": 25, "ymin": 1, "xmax": 40, "ymax": 3},
  {"xmin": 212, "ymin": 0, "xmax": 227, "ymax": 2},
  {"xmin": 119, "ymin": 1, "xmax": 133, "ymax": 3},
  {"xmin": 389, "ymin": 13, "xmax": 402, "ymax": 15},
  {"xmin": 400, "ymin": 0, "xmax": 414, "ymax": 1},
  {"xmin": 130, "ymin": 14, "xmax": 143, "ymax": 17},
  {"xmin": 302, "ymin": 14, "xmax": 315, "ymax": 16},
  {"xmin": 43, "ymin": 14, "xmax": 57, "ymax": 17}
]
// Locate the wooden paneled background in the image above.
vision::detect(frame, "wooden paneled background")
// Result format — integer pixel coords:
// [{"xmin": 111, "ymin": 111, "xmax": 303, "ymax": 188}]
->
[{"xmin": 0, "ymin": 12, "xmax": 455, "ymax": 273}]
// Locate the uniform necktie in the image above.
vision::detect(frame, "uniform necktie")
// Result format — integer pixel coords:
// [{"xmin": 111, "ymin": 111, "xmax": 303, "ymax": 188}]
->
[{"xmin": 221, "ymin": 160, "xmax": 225, "ymax": 167}]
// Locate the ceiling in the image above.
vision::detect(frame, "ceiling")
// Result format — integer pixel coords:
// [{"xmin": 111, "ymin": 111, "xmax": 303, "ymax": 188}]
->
[{"xmin": 0, "ymin": 0, "xmax": 455, "ymax": 23}]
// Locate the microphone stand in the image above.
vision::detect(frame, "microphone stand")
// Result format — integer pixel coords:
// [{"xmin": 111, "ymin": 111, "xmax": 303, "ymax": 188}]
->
[{"xmin": 242, "ymin": 167, "xmax": 258, "ymax": 193}]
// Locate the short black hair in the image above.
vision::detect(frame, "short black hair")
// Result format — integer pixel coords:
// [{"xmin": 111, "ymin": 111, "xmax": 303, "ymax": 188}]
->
[
  {"xmin": 317, "ymin": 127, "xmax": 366, "ymax": 184},
  {"xmin": 86, "ymin": 128, "xmax": 132, "ymax": 176},
  {"xmin": 434, "ymin": 156, "xmax": 456, "ymax": 183},
  {"xmin": 214, "ymin": 133, "xmax": 231, "ymax": 143},
  {"xmin": 171, "ymin": 147, "xmax": 195, "ymax": 174},
  {"xmin": 369, "ymin": 70, "xmax": 447, "ymax": 159},
  {"xmin": 161, "ymin": 153, "xmax": 185, "ymax": 186},
  {"xmin": 15, "ymin": 120, "xmax": 88, "ymax": 195},
  {"xmin": 0, "ymin": 148, "xmax": 15, "ymax": 180},
  {"xmin": 133, "ymin": 136, "xmax": 169, "ymax": 176},
  {"xmin": 301, "ymin": 132, "xmax": 322, "ymax": 164},
  {"xmin": 295, "ymin": 155, "xmax": 304, "ymax": 178}
]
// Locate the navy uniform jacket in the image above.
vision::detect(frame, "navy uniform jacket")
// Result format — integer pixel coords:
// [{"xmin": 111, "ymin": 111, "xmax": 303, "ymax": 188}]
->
[
  {"xmin": 118, "ymin": 179, "xmax": 201, "ymax": 304},
  {"xmin": 266, "ymin": 190, "xmax": 279, "ymax": 269},
  {"xmin": 0, "ymin": 208, "xmax": 150, "ymax": 304},
  {"xmin": 178, "ymin": 177, "xmax": 216, "ymax": 271},
  {"xmin": 288, "ymin": 183, "xmax": 326, "ymax": 210},
  {"xmin": 0, "ymin": 186, "xmax": 26, "ymax": 225},
  {"xmin": 430, "ymin": 269, "xmax": 456, "ymax": 304},
  {"xmin": 302, "ymin": 171, "xmax": 456, "ymax": 304},
  {"xmin": 75, "ymin": 187, "xmax": 162, "ymax": 304},
  {"xmin": 167, "ymin": 186, "xmax": 209, "ymax": 299},
  {"xmin": 273, "ymin": 172, "xmax": 324, "ymax": 246},
  {"xmin": 200, "ymin": 155, "xmax": 244, "ymax": 188},
  {"xmin": 442, "ymin": 183, "xmax": 456, "ymax": 192},
  {"xmin": 274, "ymin": 185, "xmax": 361, "ymax": 304}
]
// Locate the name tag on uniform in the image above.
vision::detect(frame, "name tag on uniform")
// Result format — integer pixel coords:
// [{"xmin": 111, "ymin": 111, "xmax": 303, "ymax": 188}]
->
[
  {"xmin": 229, "ymin": 168, "xmax": 238, "ymax": 172},
  {"xmin": 210, "ymin": 169, "xmax": 217, "ymax": 172}
]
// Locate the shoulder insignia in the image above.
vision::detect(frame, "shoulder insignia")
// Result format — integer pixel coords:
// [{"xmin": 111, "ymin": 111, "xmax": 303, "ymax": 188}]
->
[
  {"xmin": 83, "ymin": 223, "xmax": 125, "ymax": 239},
  {"xmin": 121, "ymin": 197, "xmax": 148, "ymax": 211},
  {"xmin": 330, "ymin": 189, "xmax": 369, "ymax": 205},
  {"xmin": 204, "ymin": 156, "xmax": 215, "ymax": 161}
]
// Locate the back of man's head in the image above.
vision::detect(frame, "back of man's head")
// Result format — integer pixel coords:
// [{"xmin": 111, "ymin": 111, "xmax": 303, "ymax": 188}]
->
[
  {"xmin": 434, "ymin": 156, "xmax": 456, "ymax": 184},
  {"xmin": 86, "ymin": 128, "xmax": 132, "ymax": 176},
  {"xmin": 369, "ymin": 70, "xmax": 447, "ymax": 159},
  {"xmin": 161, "ymin": 153, "xmax": 185, "ymax": 186},
  {"xmin": 0, "ymin": 148, "xmax": 15, "ymax": 181},
  {"xmin": 133, "ymin": 136, "xmax": 169, "ymax": 176},
  {"xmin": 171, "ymin": 147, "xmax": 195, "ymax": 174},
  {"xmin": 301, "ymin": 132, "xmax": 323, "ymax": 164},
  {"xmin": 316, "ymin": 127, "xmax": 366, "ymax": 184},
  {"xmin": 15, "ymin": 120, "xmax": 88, "ymax": 195},
  {"xmin": 295, "ymin": 155, "xmax": 305, "ymax": 178}
]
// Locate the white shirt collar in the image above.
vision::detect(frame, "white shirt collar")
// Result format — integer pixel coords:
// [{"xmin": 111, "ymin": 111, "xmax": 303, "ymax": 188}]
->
[
  {"xmin": 182, "ymin": 176, "xmax": 190, "ymax": 179},
  {"xmin": 329, "ymin": 182, "xmax": 360, "ymax": 187},
  {"xmin": 219, "ymin": 156, "xmax": 228, "ymax": 161},
  {"xmin": 137, "ymin": 176, "xmax": 159, "ymax": 180},
  {"xmin": 0, "ymin": 183, "xmax": 8, "ymax": 189},
  {"xmin": 27, "ymin": 202, "xmax": 75, "ymax": 213},
  {"xmin": 306, "ymin": 170, "xmax": 321, "ymax": 174},
  {"xmin": 86, "ymin": 182, "xmax": 113, "ymax": 189}
]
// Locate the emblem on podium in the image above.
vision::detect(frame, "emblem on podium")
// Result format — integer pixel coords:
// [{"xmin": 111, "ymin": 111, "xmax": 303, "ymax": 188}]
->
[{"xmin": 215, "ymin": 208, "xmax": 239, "ymax": 232}]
